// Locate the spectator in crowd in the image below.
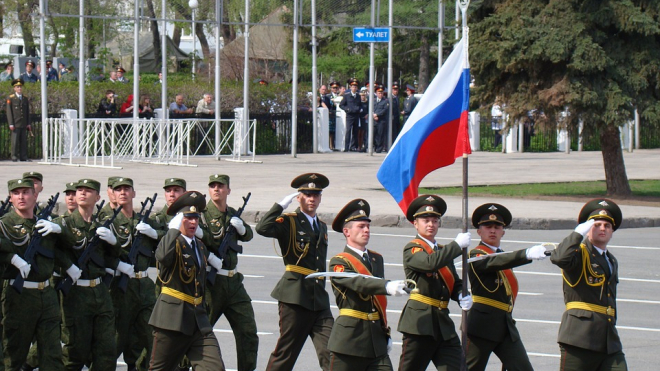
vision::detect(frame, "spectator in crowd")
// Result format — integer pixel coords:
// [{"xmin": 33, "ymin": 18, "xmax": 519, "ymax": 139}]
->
[
  {"xmin": 169, "ymin": 94, "xmax": 194, "ymax": 116},
  {"xmin": 339, "ymin": 78, "xmax": 362, "ymax": 152},
  {"xmin": 401, "ymin": 84, "xmax": 418, "ymax": 125},
  {"xmin": 357, "ymin": 86, "xmax": 369, "ymax": 152},
  {"xmin": 390, "ymin": 82, "xmax": 401, "ymax": 139},
  {"xmin": 119, "ymin": 94, "xmax": 135, "ymax": 117},
  {"xmin": 58, "ymin": 62, "xmax": 67, "ymax": 79},
  {"xmin": 97, "ymin": 90, "xmax": 117, "ymax": 117},
  {"xmin": 196, "ymin": 93, "xmax": 216, "ymax": 117},
  {"xmin": 0, "ymin": 62, "xmax": 13, "ymax": 81},
  {"xmin": 60, "ymin": 66, "xmax": 77, "ymax": 82},
  {"xmin": 108, "ymin": 71, "xmax": 118, "ymax": 83},
  {"xmin": 155, "ymin": 72, "xmax": 163, "ymax": 85},
  {"xmin": 491, "ymin": 99, "xmax": 504, "ymax": 148},
  {"xmin": 35, "ymin": 63, "xmax": 42, "ymax": 81},
  {"xmin": 373, "ymin": 86, "xmax": 389, "ymax": 153},
  {"xmin": 46, "ymin": 60, "xmax": 59, "ymax": 82},
  {"xmin": 328, "ymin": 81, "xmax": 341, "ymax": 151},
  {"xmin": 139, "ymin": 94, "xmax": 155, "ymax": 119},
  {"xmin": 116, "ymin": 67, "xmax": 129, "ymax": 83},
  {"xmin": 21, "ymin": 60, "xmax": 38, "ymax": 83}
]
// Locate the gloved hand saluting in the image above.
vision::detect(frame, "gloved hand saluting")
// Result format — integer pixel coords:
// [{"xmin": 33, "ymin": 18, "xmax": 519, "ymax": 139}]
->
[
  {"xmin": 386, "ymin": 280, "xmax": 407, "ymax": 297},
  {"xmin": 459, "ymin": 292, "xmax": 473, "ymax": 311},
  {"xmin": 526, "ymin": 245, "xmax": 547, "ymax": 261},
  {"xmin": 168, "ymin": 213, "xmax": 184, "ymax": 230},
  {"xmin": 454, "ymin": 232, "xmax": 472, "ymax": 248},
  {"xmin": 278, "ymin": 192, "xmax": 299, "ymax": 209},
  {"xmin": 574, "ymin": 219, "xmax": 595, "ymax": 236},
  {"xmin": 230, "ymin": 217, "xmax": 246, "ymax": 236},
  {"xmin": 36, "ymin": 219, "xmax": 61, "ymax": 236}
]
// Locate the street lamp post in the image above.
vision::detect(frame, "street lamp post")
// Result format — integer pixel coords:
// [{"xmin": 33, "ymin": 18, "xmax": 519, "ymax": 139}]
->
[{"xmin": 189, "ymin": 0, "xmax": 199, "ymax": 81}]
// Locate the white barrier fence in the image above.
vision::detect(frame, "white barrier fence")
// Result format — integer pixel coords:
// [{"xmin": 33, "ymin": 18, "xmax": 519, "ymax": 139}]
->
[{"xmin": 40, "ymin": 115, "xmax": 257, "ymax": 168}]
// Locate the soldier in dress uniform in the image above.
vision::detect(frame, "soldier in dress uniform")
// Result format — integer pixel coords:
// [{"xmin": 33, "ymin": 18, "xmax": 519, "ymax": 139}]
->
[
  {"xmin": 340, "ymin": 78, "xmax": 363, "ymax": 152},
  {"xmin": 389, "ymin": 82, "xmax": 401, "ymax": 139},
  {"xmin": 327, "ymin": 199, "xmax": 407, "ymax": 371},
  {"xmin": 255, "ymin": 173, "xmax": 333, "ymax": 371},
  {"xmin": 20, "ymin": 61, "xmax": 38, "ymax": 83},
  {"xmin": 397, "ymin": 195, "xmax": 472, "ymax": 371},
  {"xmin": 328, "ymin": 81, "xmax": 341, "ymax": 150},
  {"xmin": 0, "ymin": 179, "xmax": 65, "ymax": 370},
  {"xmin": 199, "ymin": 174, "xmax": 258, "ymax": 371},
  {"xmin": 55, "ymin": 178, "xmax": 120, "ymax": 370},
  {"xmin": 373, "ymin": 86, "xmax": 389, "ymax": 153},
  {"xmin": 401, "ymin": 84, "xmax": 418, "ymax": 125},
  {"xmin": 7, "ymin": 78, "xmax": 31, "ymax": 162},
  {"xmin": 149, "ymin": 191, "xmax": 225, "ymax": 370},
  {"xmin": 107, "ymin": 178, "xmax": 161, "ymax": 371},
  {"xmin": 116, "ymin": 67, "xmax": 130, "ymax": 84},
  {"xmin": 549, "ymin": 199, "xmax": 628, "ymax": 371},
  {"xmin": 465, "ymin": 203, "xmax": 547, "ymax": 371}
]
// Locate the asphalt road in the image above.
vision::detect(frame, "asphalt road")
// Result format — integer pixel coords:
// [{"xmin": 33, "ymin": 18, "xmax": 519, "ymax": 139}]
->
[{"xmin": 120, "ymin": 225, "xmax": 659, "ymax": 371}]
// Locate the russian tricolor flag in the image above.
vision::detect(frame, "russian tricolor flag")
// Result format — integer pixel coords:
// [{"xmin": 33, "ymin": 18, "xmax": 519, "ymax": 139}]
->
[{"xmin": 377, "ymin": 37, "xmax": 471, "ymax": 213}]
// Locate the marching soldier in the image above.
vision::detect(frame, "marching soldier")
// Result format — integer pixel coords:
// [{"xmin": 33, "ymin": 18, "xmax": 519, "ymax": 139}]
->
[
  {"xmin": 255, "ymin": 173, "xmax": 334, "ymax": 371},
  {"xmin": 549, "ymin": 199, "xmax": 628, "ymax": 371},
  {"xmin": 63, "ymin": 182, "xmax": 79, "ymax": 215},
  {"xmin": 397, "ymin": 195, "xmax": 472, "ymax": 371},
  {"xmin": 0, "ymin": 179, "xmax": 65, "ymax": 370},
  {"xmin": 152, "ymin": 178, "xmax": 187, "ymax": 227},
  {"xmin": 465, "ymin": 203, "xmax": 547, "ymax": 371},
  {"xmin": 149, "ymin": 191, "xmax": 225, "ymax": 370},
  {"xmin": 327, "ymin": 199, "xmax": 407, "ymax": 371},
  {"xmin": 107, "ymin": 177, "xmax": 161, "ymax": 371},
  {"xmin": 7, "ymin": 79, "xmax": 31, "ymax": 162},
  {"xmin": 97, "ymin": 176, "xmax": 121, "ymax": 220},
  {"xmin": 199, "ymin": 174, "xmax": 258, "ymax": 371}
]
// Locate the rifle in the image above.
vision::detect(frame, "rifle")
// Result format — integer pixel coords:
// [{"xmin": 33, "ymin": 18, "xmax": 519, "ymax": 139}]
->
[
  {"xmin": 207, "ymin": 192, "xmax": 251, "ymax": 285},
  {"xmin": 56, "ymin": 204, "xmax": 123, "ymax": 296},
  {"xmin": 0, "ymin": 196, "xmax": 12, "ymax": 217},
  {"xmin": 11, "ymin": 193, "xmax": 59, "ymax": 293},
  {"xmin": 116, "ymin": 193, "xmax": 157, "ymax": 293}
]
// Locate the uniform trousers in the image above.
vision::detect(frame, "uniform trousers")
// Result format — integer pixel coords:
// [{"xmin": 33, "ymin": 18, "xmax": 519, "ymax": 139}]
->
[
  {"xmin": 399, "ymin": 333, "xmax": 464, "ymax": 371},
  {"xmin": 559, "ymin": 343, "xmax": 628, "ymax": 371},
  {"xmin": 111, "ymin": 277, "xmax": 155, "ymax": 367},
  {"xmin": 206, "ymin": 272, "xmax": 258, "ymax": 371},
  {"xmin": 344, "ymin": 114, "xmax": 360, "ymax": 151},
  {"xmin": 465, "ymin": 335, "xmax": 533, "ymax": 371},
  {"xmin": 330, "ymin": 352, "xmax": 392, "ymax": 371},
  {"xmin": 149, "ymin": 327, "xmax": 224, "ymax": 371},
  {"xmin": 10, "ymin": 127, "xmax": 28, "ymax": 161},
  {"xmin": 2, "ymin": 283, "xmax": 63, "ymax": 371},
  {"xmin": 266, "ymin": 302, "xmax": 334, "ymax": 371}
]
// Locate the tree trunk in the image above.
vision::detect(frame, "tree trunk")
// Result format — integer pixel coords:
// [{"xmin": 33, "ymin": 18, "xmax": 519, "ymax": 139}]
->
[
  {"xmin": 0, "ymin": 4, "xmax": 5, "ymax": 38},
  {"xmin": 417, "ymin": 31, "xmax": 430, "ymax": 93},
  {"xmin": 222, "ymin": 7, "xmax": 236, "ymax": 43},
  {"xmin": 145, "ymin": 0, "xmax": 161, "ymax": 67},
  {"xmin": 600, "ymin": 124, "xmax": 632, "ymax": 196},
  {"xmin": 47, "ymin": 15, "xmax": 58, "ymax": 57},
  {"xmin": 17, "ymin": 0, "xmax": 37, "ymax": 57},
  {"xmin": 173, "ymin": 25, "xmax": 182, "ymax": 47},
  {"xmin": 195, "ymin": 22, "xmax": 210, "ymax": 58}
]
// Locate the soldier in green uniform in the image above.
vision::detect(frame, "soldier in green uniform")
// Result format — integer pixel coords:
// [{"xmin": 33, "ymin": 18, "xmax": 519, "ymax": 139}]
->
[
  {"xmin": 151, "ymin": 178, "xmax": 187, "ymax": 227},
  {"xmin": 63, "ymin": 182, "xmax": 79, "ymax": 215},
  {"xmin": 327, "ymin": 199, "xmax": 407, "ymax": 371},
  {"xmin": 199, "ymin": 174, "xmax": 258, "ymax": 371},
  {"xmin": 149, "ymin": 191, "xmax": 225, "ymax": 370},
  {"xmin": 255, "ymin": 173, "xmax": 334, "ymax": 371},
  {"xmin": 56, "ymin": 178, "xmax": 120, "ymax": 370},
  {"xmin": 97, "ymin": 176, "xmax": 121, "ymax": 220},
  {"xmin": 107, "ymin": 177, "xmax": 161, "ymax": 371},
  {"xmin": 550, "ymin": 199, "xmax": 628, "ymax": 371},
  {"xmin": 397, "ymin": 195, "xmax": 472, "ymax": 371},
  {"xmin": 6, "ymin": 78, "xmax": 31, "ymax": 162},
  {"xmin": 465, "ymin": 203, "xmax": 547, "ymax": 371},
  {"xmin": 0, "ymin": 179, "xmax": 65, "ymax": 370},
  {"xmin": 21, "ymin": 173, "xmax": 42, "ymax": 199}
]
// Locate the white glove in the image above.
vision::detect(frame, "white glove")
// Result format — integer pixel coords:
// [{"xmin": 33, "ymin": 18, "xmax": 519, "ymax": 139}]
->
[
  {"xmin": 11, "ymin": 255, "xmax": 31, "ymax": 279},
  {"xmin": 168, "ymin": 213, "xmax": 184, "ymax": 230},
  {"xmin": 195, "ymin": 225, "xmax": 204, "ymax": 239},
  {"xmin": 278, "ymin": 192, "xmax": 299, "ymax": 209},
  {"xmin": 387, "ymin": 337, "xmax": 392, "ymax": 354},
  {"xmin": 105, "ymin": 268, "xmax": 116, "ymax": 276},
  {"xmin": 207, "ymin": 253, "xmax": 223, "ymax": 271},
  {"xmin": 459, "ymin": 292, "xmax": 473, "ymax": 311},
  {"xmin": 454, "ymin": 232, "xmax": 472, "ymax": 248},
  {"xmin": 526, "ymin": 245, "xmax": 547, "ymax": 260},
  {"xmin": 136, "ymin": 222, "xmax": 158, "ymax": 240},
  {"xmin": 575, "ymin": 219, "xmax": 595, "ymax": 236},
  {"xmin": 66, "ymin": 264, "xmax": 83, "ymax": 283},
  {"xmin": 96, "ymin": 227, "xmax": 117, "ymax": 245},
  {"xmin": 117, "ymin": 261, "xmax": 135, "ymax": 278},
  {"xmin": 36, "ymin": 219, "xmax": 61, "ymax": 235},
  {"xmin": 230, "ymin": 217, "xmax": 246, "ymax": 236},
  {"xmin": 386, "ymin": 280, "xmax": 407, "ymax": 297}
]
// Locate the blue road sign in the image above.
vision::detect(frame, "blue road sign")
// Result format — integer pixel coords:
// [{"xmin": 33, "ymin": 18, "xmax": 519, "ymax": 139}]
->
[{"xmin": 353, "ymin": 28, "xmax": 390, "ymax": 43}]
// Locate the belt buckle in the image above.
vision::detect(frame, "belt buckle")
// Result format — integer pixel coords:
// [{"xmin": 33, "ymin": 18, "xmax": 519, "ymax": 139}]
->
[
  {"xmin": 90, "ymin": 279, "xmax": 97, "ymax": 288},
  {"xmin": 135, "ymin": 272, "xmax": 143, "ymax": 279},
  {"xmin": 38, "ymin": 282, "xmax": 46, "ymax": 290},
  {"xmin": 366, "ymin": 312, "xmax": 378, "ymax": 321},
  {"xmin": 606, "ymin": 307, "xmax": 614, "ymax": 316},
  {"xmin": 227, "ymin": 270, "xmax": 235, "ymax": 278}
]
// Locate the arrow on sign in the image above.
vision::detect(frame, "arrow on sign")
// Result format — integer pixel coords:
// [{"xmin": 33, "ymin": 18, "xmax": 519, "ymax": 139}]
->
[{"xmin": 356, "ymin": 32, "xmax": 364, "ymax": 38}]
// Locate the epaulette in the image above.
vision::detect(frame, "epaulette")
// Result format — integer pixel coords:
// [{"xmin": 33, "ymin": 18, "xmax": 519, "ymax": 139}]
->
[
  {"xmin": 367, "ymin": 249, "xmax": 382, "ymax": 257},
  {"xmin": 283, "ymin": 212, "xmax": 297, "ymax": 216},
  {"xmin": 9, "ymin": 94, "xmax": 15, "ymax": 98}
]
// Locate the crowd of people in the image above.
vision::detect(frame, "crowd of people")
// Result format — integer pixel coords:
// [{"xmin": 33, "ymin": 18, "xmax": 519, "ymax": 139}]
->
[
  {"xmin": 0, "ymin": 169, "xmax": 628, "ymax": 371},
  {"xmin": 0, "ymin": 60, "xmax": 78, "ymax": 83}
]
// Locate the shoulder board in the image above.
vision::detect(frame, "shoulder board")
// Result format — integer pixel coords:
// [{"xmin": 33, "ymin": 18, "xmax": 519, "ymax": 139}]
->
[
  {"xmin": 283, "ymin": 212, "xmax": 297, "ymax": 216},
  {"xmin": 9, "ymin": 94, "xmax": 15, "ymax": 98},
  {"xmin": 366, "ymin": 249, "xmax": 382, "ymax": 257}
]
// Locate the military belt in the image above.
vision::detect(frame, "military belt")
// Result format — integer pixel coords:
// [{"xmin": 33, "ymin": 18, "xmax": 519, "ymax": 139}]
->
[
  {"xmin": 473, "ymin": 295, "xmax": 513, "ymax": 312},
  {"xmin": 8, "ymin": 279, "xmax": 49, "ymax": 290},
  {"xmin": 133, "ymin": 270, "xmax": 149, "ymax": 279},
  {"xmin": 75, "ymin": 278, "xmax": 102, "ymax": 288},
  {"xmin": 206, "ymin": 265, "xmax": 238, "ymax": 277},
  {"xmin": 339, "ymin": 308, "xmax": 380, "ymax": 321},
  {"xmin": 285, "ymin": 264, "xmax": 322, "ymax": 279},
  {"xmin": 566, "ymin": 301, "xmax": 615, "ymax": 316},
  {"xmin": 162, "ymin": 287, "xmax": 203, "ymax": 306},
  {"xmin": 409, "ymin": 293, "xmax": 449, "ymax": 309}
]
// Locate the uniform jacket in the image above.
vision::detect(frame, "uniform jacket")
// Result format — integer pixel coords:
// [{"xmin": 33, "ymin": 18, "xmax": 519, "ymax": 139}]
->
[
  {"xmin": 373, "ymin": 98, "xmax": 389, "ymax": 122},
  {"xmin": 397, "ymin": 237, "xmax": 463, "ymax": 340},
  {"xmin": 200, "ymin": 201, "xmax": 253, "ymax": 271},
  {"xmin": 149, "ymin": 228, "xmax": 212, "ymax": 335},
  {"xmin": 20, "ymin": 72, "xmax": 38, "ymax": 83},
  {"xmin": 328, "ymin": 247, "xmax": 388, "ymax": 358},
  {"xmin": 550, "ymin": 232, "xmax": 622, "ymax": 354},
  {"xmin": 109, "ymin": 210, "xmax": 161, "ymax": 272},
  {"xmin": 56, "ymin": 209, "xmax": 121, "ymax": 280},
  {"xmin": 467, "ymin": 244, "xmax": 531, "ymax": 343},
  {"xmin": 6, "ymin": 93, "xmax": 30, "ymax": 128},
  {"xmin": 402, "ymin": 96, "xmax": 418, "ymax": 117},
  {"xmin": 340, "ymin": 91, "xmax": 362, "ymax": 116},
  {"xmin": 255, "ymin": 203, "xmax": 330, "ymax": 311},
  {"xmin": 391, "ymin": 96, "xmax": 400, "ymax": 124}
]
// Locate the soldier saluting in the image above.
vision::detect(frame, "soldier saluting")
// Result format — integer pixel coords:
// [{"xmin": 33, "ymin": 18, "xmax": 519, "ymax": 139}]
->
[{"xmin": 6, "ymin": 78, "xmax": 31, "ymax": 162}]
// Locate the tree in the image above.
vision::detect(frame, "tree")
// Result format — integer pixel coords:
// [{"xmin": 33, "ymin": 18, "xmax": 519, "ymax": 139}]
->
[{"xmin": 469, "ymin": 0, "xmax": 660, "ymax": 196}]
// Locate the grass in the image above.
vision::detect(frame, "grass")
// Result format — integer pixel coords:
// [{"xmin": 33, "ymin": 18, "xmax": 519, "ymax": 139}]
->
[{"xmin": 419, "ymin": 180, "xmax": 660, "ymax": 199}]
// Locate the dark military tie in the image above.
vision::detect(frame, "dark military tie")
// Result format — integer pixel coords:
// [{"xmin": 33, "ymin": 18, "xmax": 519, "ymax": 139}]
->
[
  {"xmin": 191, "ymin": 239, "xmax": 201, "ymax": 268},
  {"xmin": 602, "ymin": 251, "xmax": 612, "ymax": 276},
  {"xmin": 313, "ymin": 218, "xmax": 319, "ymax": 234},
  {"xmin": 362, "ymin": 252, "xmax": 372, "ymax": 272}
]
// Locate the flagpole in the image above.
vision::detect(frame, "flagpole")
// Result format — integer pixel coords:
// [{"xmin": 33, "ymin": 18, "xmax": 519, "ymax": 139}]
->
[{"xmin": 459, "ymin": 1, "xmax": 470, "ymax": 369}]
